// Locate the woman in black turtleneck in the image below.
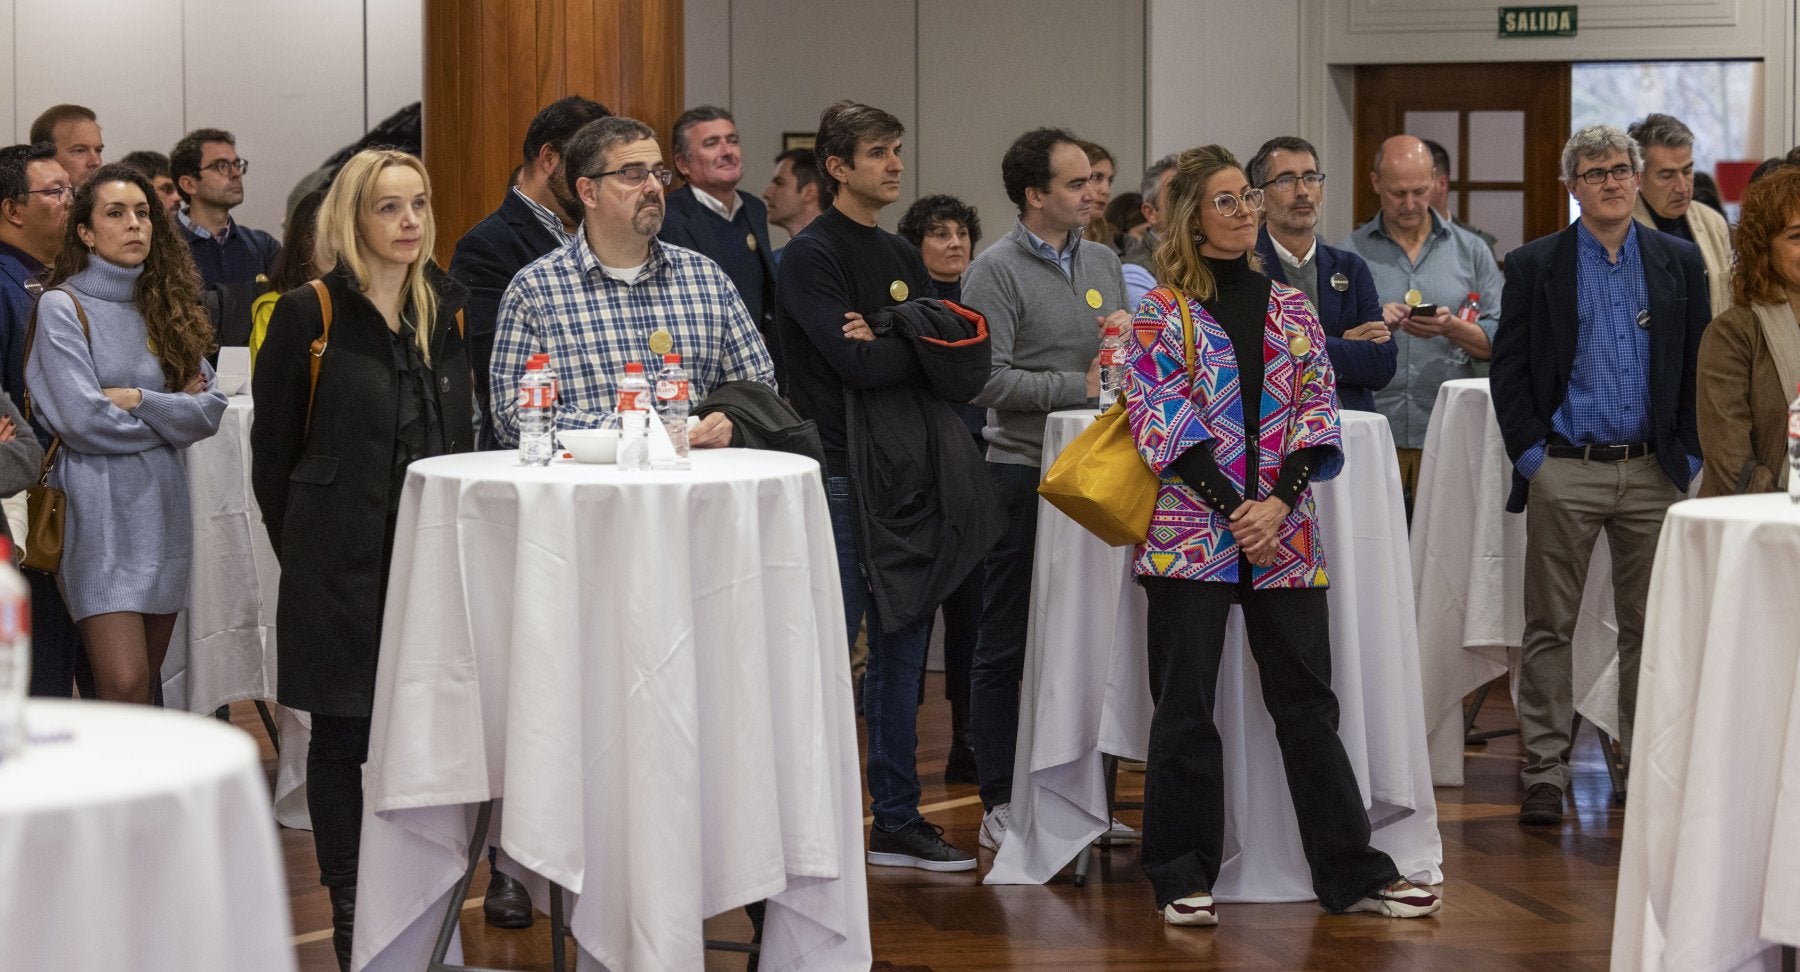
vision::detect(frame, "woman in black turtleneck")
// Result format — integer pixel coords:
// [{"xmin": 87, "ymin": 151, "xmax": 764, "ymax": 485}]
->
[{"xmin": 1122, "ymin": 145, "xmax": 1439, "ymax": 928}]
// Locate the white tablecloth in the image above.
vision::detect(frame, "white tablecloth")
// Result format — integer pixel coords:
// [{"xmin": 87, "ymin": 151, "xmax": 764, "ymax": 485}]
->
[
  {"xmin": 1613, "ymin": 495, "xmax": 1800, "ymax": 972},
  {"xmin": 165, "ymin": 394, "xmax": 311, "ymax": 829},
  {"xmin": 1411, "ymin": 378, "xmax": 1624, "ymax": 785},
  {"xmin": 987, "ymin": 409, "xmax": 1444, "ymax": 899},
  {"xmin": 354, "ymin": 449, "xmax": 869, "ymax": 972},
  {"xmin": 0, "ymin": 699, "xmax": 296, "ymax": 972}
]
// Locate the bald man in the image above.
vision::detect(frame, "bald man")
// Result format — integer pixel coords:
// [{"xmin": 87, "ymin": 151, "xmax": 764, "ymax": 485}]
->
[{"xmin": 1339, "ymin": 135, "xmax": 1501, "ymax": 501}]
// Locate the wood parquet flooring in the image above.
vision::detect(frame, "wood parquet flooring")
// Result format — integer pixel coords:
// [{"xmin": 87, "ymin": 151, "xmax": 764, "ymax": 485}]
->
[{"xmin": 256, "ymin": 674, "xmax": 1624, "ymax": 971}]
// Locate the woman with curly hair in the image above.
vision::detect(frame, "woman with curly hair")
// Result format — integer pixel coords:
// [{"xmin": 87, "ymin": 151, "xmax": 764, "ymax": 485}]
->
[
  {"xmin": 1697, "ymin": 166, "xmax": 1800, "ymax": 495},
  {"xmin": 25, "ymin": 161, "xmax": 226, "ymax": 703}
]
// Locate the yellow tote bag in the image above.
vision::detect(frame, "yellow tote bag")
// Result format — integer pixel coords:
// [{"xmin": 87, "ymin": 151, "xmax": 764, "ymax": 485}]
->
[{"xmin": 1038, "ymin": 293, "xmax": 1195, "ymax": 546}]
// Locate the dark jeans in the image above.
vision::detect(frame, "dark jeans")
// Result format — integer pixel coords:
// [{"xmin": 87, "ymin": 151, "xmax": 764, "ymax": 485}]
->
[
  {"xmin": 1138, "ymin": 575, "xmax": 1398, "ymax": 912},
  {"xmin": 308, "ymin": 712, "xmax": 373, "ymax": 890},
  {"xmin": 969, "ymin": 461, "xmax": 1040, "ymax": 809},
  {"xmin": 26, "ymin": 569, "xmax": 92, "ymax": 698},
  {"xmin": 938, "ymin": 558, "xmax": 981, "ymax": 715},
  {"xmin": 825, "ymin": 475, "xmax": 934, "ymax": 832}
]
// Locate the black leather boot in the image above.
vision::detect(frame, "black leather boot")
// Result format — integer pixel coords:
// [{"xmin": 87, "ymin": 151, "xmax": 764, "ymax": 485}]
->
[
  {"xmin": 328, "ymin": 884, "xmax": 356, "ymax": 972},
  {"xmin": 483, "ymin": 865, "xmax": 535, "ymax": 928}
]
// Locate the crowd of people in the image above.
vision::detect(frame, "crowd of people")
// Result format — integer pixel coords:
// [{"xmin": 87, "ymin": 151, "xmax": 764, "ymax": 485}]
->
[{"xmin": 6, "ymin": 92, "xmax": 1800, "ymax": 967}]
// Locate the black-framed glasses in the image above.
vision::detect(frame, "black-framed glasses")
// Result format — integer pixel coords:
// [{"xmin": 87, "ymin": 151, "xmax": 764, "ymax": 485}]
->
[
  {"xmin": 592, "ymin": 165, "xmax": 674, "ymax": 187},
  {"xmin": 15, "ymin": 185, "xmax": 73, "ymax": 202},
  {"xmin": 1211, "ymin": 188, "xmax": 1265, "ymax": 216},
  {"xmin": 1576, "ymin": 164, "xmax": 1635, "ymax": 186},
  {"xmin": 203, "ymin": 158, "xmax": 249, "ymax": 176},
  {"xmin": 1261, "ymin": 172, "xmax": 1326, "ymax": 192}
]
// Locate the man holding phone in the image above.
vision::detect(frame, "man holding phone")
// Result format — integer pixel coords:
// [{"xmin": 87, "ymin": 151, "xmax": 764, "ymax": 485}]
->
[{"xmin": 1340, "ymin": 135, "xmax": 1501, "ymax": 503}]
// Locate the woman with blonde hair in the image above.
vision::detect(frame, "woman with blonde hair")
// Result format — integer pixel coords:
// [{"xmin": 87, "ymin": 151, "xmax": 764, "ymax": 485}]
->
[
  {"xmin": 1697, "ymin": 166, "xmax": 1800, "ymax": 495},
  {"xmin": 26, "ymin": 162, "xmax": 225, "ymax": 703},
  {"xmin": 1124, "ymin": 145, "xmax": 1438, "ymax": 927},
  {"xmin": 251, "ymin": 149, "xmax": 472, "ymax": 971}
]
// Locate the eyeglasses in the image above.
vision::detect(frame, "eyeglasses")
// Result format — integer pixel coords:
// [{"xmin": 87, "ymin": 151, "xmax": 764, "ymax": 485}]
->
[
  {"xmin": 1575, "ymin": 164, "xmax": 1636, "ymax": 186},
  {"xmin": 592, "ymin": 165, "xmax": 674, "ymax": 187},
  {"xmin": 1211, "ymin": 188, "xmax": 1265, "ymax": 216},
  {"xmin": 15, "ymin": 185, "xmax": 73, "ymax": 202},
  {"xmin": 202, "ymin": 158, "xmax": 249, "ymax": 176},
  {"xmin": 1261, "ymin": 172, "xmax": 1326, "ymax": 192}
]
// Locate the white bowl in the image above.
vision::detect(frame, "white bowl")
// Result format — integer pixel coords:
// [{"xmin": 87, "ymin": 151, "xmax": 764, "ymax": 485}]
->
[{"xmin": 560, "ymin": 428, "xmax": 620, "ymax": 463}]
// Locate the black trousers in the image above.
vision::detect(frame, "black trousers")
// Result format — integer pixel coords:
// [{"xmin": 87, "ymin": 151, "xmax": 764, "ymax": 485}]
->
[
  {"xmin": 1138, "ymin": 576, "xmax": 1399, "ymax": 912},
  {"xmin": 308, "ymin": 713, "xmax": 373, "ymax": 890},
  {"xmin": 26, "ymin": 569, "xmax": 93, "ymax": 698}
]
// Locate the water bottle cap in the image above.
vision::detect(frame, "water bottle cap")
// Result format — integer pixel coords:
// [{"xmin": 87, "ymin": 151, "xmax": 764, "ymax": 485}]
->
[
  {"xmin": 530, "ymin": 353, "xmax": 549, "ymax": 364},
  {"xmin": 0, "ymin": 536, "xmax": 10, "ymax": 562},
  {"xmin": 524, "ymin": 359, "xmax": 544, "ymax": 370},
  {"xmin": 1467, "ymin": 292, "xmax": 1480, "ymax": 300},
  {"xmin": 624, "ymin": 362, "xmax": 644, "ymax": 373},
  {"xmin": 663, "ymin": 353, "xmax": 681, "ymax": 365}
]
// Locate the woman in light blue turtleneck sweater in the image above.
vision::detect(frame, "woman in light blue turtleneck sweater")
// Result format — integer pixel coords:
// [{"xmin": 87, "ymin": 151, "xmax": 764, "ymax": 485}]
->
[{"xmin": 26, "ymin": 163, "xmax": 226, "ymax": 704}]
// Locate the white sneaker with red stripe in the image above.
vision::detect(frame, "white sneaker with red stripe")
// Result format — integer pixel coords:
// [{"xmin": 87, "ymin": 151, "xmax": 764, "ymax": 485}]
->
[
  {"xmin": 1346, "ymin": 879, "xmax": 1441, "ymax": 918},
  {"xmin": 1160, "ymin": 890, "xmax": 1218, "ymax": 926}
]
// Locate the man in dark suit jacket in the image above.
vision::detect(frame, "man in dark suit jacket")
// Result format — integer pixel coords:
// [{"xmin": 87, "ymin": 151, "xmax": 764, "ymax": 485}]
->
[
  {"xmin": 1247, "ymin": 137, "xmax": 1396, "ymax": 412},
  {"xmin": 658, "ymin": 106, "xmax": 779, "ymax": 374},
  {"xmin": 1491, "ymin": 125, "xmax": 1708, "ymax": 828},
  {"xmin": 451, "ymin": 96, "xmax": 610, "ymax": 449},
  {"xmin": 444, "ymin": 96, "xmax": 608, "ymax": 923}
]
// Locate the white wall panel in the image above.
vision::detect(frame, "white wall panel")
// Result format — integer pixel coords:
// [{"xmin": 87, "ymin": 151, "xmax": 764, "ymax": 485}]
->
[
  {"xmin": 917, "ymin": 0, "xmax": 1144, "ymax": 257},
  {"xmin": 13, "ymin": 0, "xmax": 185, "ymax": 175},
  {"xmin": 685, "ymin": 0, "xmax": 733, "ymax": 109},
  {"xmin": 728, "ymin": 0, "xmax": 916, "ymax": 238},
  {"xmin": 184, "ymin": 0, "xmax": 366, "ymax": 237},
  {"xmin": 365, "ymin": 0, "xmax": 425, "ymax": 128},
  {"xmin": 1148, "ymin": 0, "xmax": 1300, "ymax": 170},
  {"xmin": 0, "ymin": 0, "xmax": 14, "ymax": 143}
]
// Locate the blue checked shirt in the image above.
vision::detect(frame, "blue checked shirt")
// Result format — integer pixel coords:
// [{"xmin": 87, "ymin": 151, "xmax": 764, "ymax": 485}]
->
[
  {"xmin": 489, "ymin": 234, "xmax": 776, "ymax": 446},
  {"xmin": 1517, "ymin": 221, "xmax": 1697, "ymax": 480}
]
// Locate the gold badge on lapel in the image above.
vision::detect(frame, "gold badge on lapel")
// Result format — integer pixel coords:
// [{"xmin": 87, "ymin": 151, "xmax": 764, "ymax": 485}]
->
[
  {"xmin": 889, "ymin": 279, "xmax": 909, "ymax": 302},
  {"xmin": 1330, "ymin": 272, "xmax": 1349, "ymax": 292},
  {"xmin": 1085, "ymin": 288, "xmax": 1103, "ymax": 309},
  {"xmin": 746, "ymin": 234, "xmax": 758, "ymax": 252},
  {"xmin": 649, "ymin": 329, "xmax": 674, "ymax": 355},
  {"xmin": 1289, "ymin": 335, "xmax": 1312, "ymax": 357},
  {"xmin": 1403, "ymin": 288, "xmax": 1423, "ymax": 307}
]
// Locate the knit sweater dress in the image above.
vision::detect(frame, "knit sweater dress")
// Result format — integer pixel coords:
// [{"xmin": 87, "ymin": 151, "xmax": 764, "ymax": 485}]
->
[{"xmin": 24, "ymin": 258, "xmax": 227, "ymax": 620}]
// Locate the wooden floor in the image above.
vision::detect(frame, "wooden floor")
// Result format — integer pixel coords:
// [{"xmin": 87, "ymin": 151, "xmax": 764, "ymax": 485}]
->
[{"xmin": 259, "ymin": 675, "xmax": 1624, "ymax": 971}]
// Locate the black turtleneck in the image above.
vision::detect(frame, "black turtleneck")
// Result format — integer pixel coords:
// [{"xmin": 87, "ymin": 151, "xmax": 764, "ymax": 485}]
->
[
  {"xmin": 1167, "ymin": 254, "xmax": 1327, "ymax": 516},
  {"xmin": 1646, "ymin": 205, "xmax": 1693, "ymax": 243}
]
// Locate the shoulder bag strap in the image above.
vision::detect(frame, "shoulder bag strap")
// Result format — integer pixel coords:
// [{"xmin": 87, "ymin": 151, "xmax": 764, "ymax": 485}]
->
[
  {"xmin": 22, "ymin": 288, "xmax": 93, "ymax": 482},
  {"xmin": 305, "ymin": 279, "xmax": 333, "ymax": 435}
]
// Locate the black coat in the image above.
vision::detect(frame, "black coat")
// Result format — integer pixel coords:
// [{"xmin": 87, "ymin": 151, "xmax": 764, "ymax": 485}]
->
[
  {"xmin": 250, "ymin": 264, "xmax": 474, "ymax": 717},
  {"xmin": 658, "ymin": 185, "xmax": 776, "ymax": 310},
  {"xmin": 1491, "ymin": 222, "xmax": 1708, "ymax": 513},
  {"xmin": 449, "ymin": 189, "xmax": 565, "ymax": 443},
  {"xmin": 848, "ymin": 299, "xmax": 1000, "ymax": 635}
]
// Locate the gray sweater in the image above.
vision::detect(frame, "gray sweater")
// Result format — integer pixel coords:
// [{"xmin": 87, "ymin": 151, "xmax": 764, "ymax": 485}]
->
[
  {"xmin": 962, "ymin": 219, "xmax": 1125, "ymax": 466},
  {"xmin": 25, "ymin": 258, "xmax": 226, "ymax": 619},
  {"xmin": 0, "ymin": 392, "xmax": 44, "ymax": 548}
]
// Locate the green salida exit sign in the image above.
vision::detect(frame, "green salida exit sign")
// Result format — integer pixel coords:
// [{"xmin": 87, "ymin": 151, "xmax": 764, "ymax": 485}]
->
[{"xmin": 1499, "ymin": 5, "xmax": 1578, "ymax": 37}]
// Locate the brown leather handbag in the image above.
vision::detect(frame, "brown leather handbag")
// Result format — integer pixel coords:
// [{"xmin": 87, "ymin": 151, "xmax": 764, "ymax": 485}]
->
[{"xmin": 20, "ymin": 290, "xmax": 91, "ymax": 574}]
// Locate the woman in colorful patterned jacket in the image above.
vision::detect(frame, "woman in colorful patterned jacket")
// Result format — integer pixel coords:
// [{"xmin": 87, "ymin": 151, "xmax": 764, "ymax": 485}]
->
[{"xmin": 1122, "ymin": 144, "xmax": 1439, "ymax": 928}]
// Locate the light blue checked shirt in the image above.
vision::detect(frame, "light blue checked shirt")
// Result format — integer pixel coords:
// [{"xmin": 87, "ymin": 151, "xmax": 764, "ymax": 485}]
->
[{"xmin": 489, "ymin": 233, "xmax": 776, "ymax": 446}]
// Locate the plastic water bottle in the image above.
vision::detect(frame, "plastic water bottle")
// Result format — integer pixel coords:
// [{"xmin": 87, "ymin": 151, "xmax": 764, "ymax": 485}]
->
[
  {"xmin": 1457, "ymin": 291, "xmax": 1481, "ymax": 324},
  {"xmin": 0, "ymin": 538, "xmax": 30, "ymax": 762},
  {"xmin": 517, "ymin": 358, "xmax": 555, "ymax": 466},
  {"xmin": 1788, "ymin": 381, "xmax": 1800, "ymax": 503},
  {"xmin": 1098, "ymin": 324, "xmax": 1127, "ymax": 404},
  {"xmin": 617, "ymin": 362, "xmax": 652, "ymax": 471},
  {"xmin": 531, "ymin": 352, "xmax": 559, "ymax": 405},
  {"xmin": 655, "ymin": 353, "xmax": 692, "ymax": 470}
]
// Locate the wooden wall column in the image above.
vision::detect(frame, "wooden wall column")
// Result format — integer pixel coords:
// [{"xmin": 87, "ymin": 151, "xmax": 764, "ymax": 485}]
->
[{"xmin": 424, "ymin": 0, "xmax": 684, "ymax": 264}]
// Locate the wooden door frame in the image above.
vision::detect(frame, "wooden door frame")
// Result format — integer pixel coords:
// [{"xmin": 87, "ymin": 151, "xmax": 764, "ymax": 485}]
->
[{"xmin": 1352, "ymin": 62, "xmax": 1571, "ymax": 246}]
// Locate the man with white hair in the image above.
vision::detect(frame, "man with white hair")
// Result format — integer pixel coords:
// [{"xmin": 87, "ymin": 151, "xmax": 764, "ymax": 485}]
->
[{"xmin": 1490, "ymin": 124, "xmax": 1708, "ymax": 826}]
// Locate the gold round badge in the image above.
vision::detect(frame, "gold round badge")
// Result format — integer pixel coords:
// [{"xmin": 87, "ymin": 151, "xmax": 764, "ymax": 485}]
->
[
  {"xmin": 746, "ymin": 233, "xmax": 758, "ymax": 252},
  {"xmin": 1085, "ymin": 288, "xmax": 1103, "ymax": 309},
  {"xmin": 1404, "ymin": 288, "xmax": 1423, "ymax": 307},
  {"xmin": 1289, "ymin": 335, "xmax": 1312, "ymax": 357},
  {"xmin": 889, "ymin": 279, "xmax": 909, "ymax": 302},
  {"xmin": 649, "ymin": 329, "xmax": 674, "ymax": 355}
]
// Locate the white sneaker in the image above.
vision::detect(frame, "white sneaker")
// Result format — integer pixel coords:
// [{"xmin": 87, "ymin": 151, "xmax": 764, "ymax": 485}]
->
[
  {"xmin": 1160, "ymin": 890, "xmax": 1218, "ymax": 926},
  {"xmin": 979, "ymin": 803, "xmax": 1011, "ymax": 851}
]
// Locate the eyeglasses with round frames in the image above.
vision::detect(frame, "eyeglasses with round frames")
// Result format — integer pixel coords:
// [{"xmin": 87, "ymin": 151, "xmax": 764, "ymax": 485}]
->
[
  {"xmin": 592, "ymin": 165, "xmax": 674, "ymax": 187},
  {"xmin": 202, "ymin": 158, "xmax": 249, "ymax": 176},
  {"xmin": 15, "ymin": 185, "xmax": 74, "ymax": 202},
  {"xmin": 1261, "ymin": 172, "xmax": 1327, "ymax": 192},
  {"xmin": 1576, "ymin": 164, "xmax": 1636, "ymax": 186},
  {"xmin": 1211, "ymin": 188, "xmax": 1266, "ymax": 217}
]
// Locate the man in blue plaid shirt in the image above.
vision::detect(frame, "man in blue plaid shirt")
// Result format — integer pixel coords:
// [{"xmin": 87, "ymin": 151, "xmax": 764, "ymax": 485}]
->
[{"xmin": 490, "ymin": 115, "xmax": 776, "ymax": 448}]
